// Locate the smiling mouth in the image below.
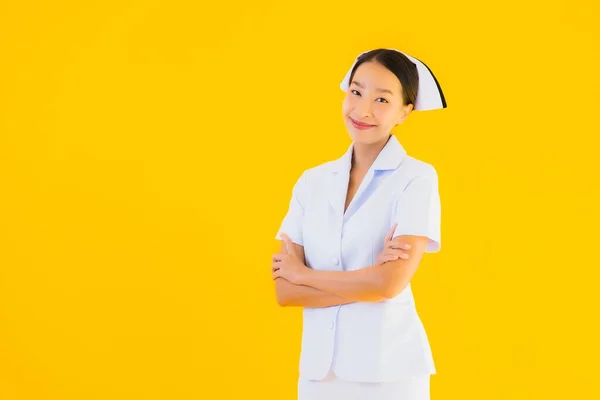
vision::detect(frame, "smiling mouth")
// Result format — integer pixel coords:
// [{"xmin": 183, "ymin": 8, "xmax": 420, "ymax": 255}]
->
[{"xmin": 350, "ymin": 117, "xmax": 376, "ymax": 130}]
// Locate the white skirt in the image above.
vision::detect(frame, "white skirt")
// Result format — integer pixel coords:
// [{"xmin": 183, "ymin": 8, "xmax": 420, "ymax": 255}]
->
[{"xmin": 298, "ymin": 369, "xmax": 430, "ymax": 400}]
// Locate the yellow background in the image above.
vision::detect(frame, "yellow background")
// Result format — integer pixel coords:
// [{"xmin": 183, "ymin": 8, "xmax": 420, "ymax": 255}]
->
[{"xmin": 1, "ymin": 0, "xmax": 599, "ymax": 399}]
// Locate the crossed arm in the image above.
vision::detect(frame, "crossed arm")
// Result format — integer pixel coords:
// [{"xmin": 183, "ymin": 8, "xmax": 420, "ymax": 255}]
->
[
  {"xmin": 275, "ymin": 271, "xmax": 353, "ymax": 308},
  {"xmin": 273, "ymin": 234, "xmax": 429, "ymax": 307}
]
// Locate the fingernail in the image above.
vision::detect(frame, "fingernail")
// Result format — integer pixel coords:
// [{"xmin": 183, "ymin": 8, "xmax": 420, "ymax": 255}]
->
[
  {"xmin": 401, "ymin": 254, "xmax": 409, "ymax": 259},
  {"xmin": 404, "ymin": 244, "xmax": 411, "ymax": 249}
]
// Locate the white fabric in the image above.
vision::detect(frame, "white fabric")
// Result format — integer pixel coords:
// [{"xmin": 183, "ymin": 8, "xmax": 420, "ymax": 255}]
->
[
  {"xmin": 340, "ymin": 48, "xmax": 445, "ymax": 111},
  {"xmin": 275, "ymin": 135, "xmax": 441, "ymax": 383},
  {"xmin": 298, "ymin": 369, "xmax": 430, "ymax": 400}
]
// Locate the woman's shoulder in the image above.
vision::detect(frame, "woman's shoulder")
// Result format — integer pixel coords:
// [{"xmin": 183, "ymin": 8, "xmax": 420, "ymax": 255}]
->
[
  {"xmin": 305, "ymin": 159, "xmax": 340, "ymax": 176},
  {"xmin": 296, "ymin": 157, "xmax": 345, "ymax": 183},
  {"xmin": 285, "ymin": 158, "xmax": 340, "ymax": 198},
  {"xmin": 398, "ymin": 154, "xmax": 439, "ymax": 180}
]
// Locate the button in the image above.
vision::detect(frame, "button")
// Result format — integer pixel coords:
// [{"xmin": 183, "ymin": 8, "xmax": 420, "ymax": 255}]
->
[
  {"xmin": 330, "ymin": 257, "xmax": 339, "ymax": 265},
  {"xmin": 329, "ymin": 321, "xmax": 335, "ymax": 329}
]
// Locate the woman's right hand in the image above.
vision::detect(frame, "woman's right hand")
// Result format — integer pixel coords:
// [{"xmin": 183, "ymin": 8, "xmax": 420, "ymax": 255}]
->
[{"xmin": 375, "ymin": 223, "xmax": 412, "ymax": 265}]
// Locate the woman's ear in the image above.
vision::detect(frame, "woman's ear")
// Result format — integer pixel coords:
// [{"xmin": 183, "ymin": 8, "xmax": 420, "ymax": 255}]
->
[{"xmin": 396, "ymin": 104, "xmax": 414, "ymax": 125}]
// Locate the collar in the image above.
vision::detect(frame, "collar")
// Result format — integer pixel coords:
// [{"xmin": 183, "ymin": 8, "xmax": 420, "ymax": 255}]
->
[{"xmin": 331, "ymin": 134, "xmax": 407, "ymax": 173}]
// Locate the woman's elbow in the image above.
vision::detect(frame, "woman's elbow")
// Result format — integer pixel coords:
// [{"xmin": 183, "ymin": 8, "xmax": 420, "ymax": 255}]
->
[
  {"xmin": 378, "ymin": 260, "xmax": 420, "ymax": 299},
  {"xmin": 379, "ymin": 273, "xmax": 410, "ymax": 300},
  {"xmin": 276, "ymin": 292, "xmax": 291, "ymax": 307},
  {"xmin": 275, "ymin": 279, "xmax": 294, "ymax": 306},
  {"xmin": 381, "ymin": 284, "xmax": 406, "ymax": 300}
]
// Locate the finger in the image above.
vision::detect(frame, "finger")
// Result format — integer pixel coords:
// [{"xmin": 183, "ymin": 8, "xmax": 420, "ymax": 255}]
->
[
  {"xmin": 389, "ymin": 239, "xmax": 411, "ymax": 250},
  {"xmin": 383, "ymin": 249, "xmax": 409, "ymax": 260},
  {"xmin": 377, "ymin": 254, "xmax": 399, "ymax": 265},
  {"xmin": 281, "ymin": 233, "xmax": 295, "ymax": 257},
  {"xmin": 272, "ymin": 254, "xmax": 286, "ymax": 262},
  {"xmin": 382, "ymin": 252, "xmax": 403, "ymax": 260},
  {"xmin": 377, "ymin": 252, "xmax": 399, "ymax": 262},
  {"xmin": 278, "ymin": 233, "xmax": 289, "ymax": 254},
  {"xmin": 280, "ymin": 233, "xmax": 290, "ymax": 252},
  {"xmin": 272, "ymin": 263, "xmax": 280, "ymax": 272},
  {"xmin": 384, "ymin": 249, "xmax": 409, "ymax": 259},
  {"xmin": 384, "ymin": 223, "xmax": 398, "ymax": 243}
]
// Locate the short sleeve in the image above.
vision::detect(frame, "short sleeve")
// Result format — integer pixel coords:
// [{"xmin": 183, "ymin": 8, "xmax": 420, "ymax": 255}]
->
[
  {"xmin": 392, "ymin": 167, "xmax": 441, "ymax": 253},
  {"xmin": 274, "ymin": 171, "xmax": 307, "ymax": 246}
]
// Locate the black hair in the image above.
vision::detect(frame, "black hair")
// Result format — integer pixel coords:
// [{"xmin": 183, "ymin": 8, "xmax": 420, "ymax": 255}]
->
[{"xmin": 347, "ymin": 49, "xmax": 419, "ymax": 108}]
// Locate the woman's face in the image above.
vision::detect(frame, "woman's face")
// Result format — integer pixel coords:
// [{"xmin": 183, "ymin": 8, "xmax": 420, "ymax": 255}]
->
[{"xmin": 342, "ymin": 61, "xmax": 413, "ymax": 145}]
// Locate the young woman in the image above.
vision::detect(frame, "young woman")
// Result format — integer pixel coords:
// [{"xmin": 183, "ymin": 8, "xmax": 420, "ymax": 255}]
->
[{"xmin": 272, "ymin": 48, "xmax": 447, "ymax": 400}]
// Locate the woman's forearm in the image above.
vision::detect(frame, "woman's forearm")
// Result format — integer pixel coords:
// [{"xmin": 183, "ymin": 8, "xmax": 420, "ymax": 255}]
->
[
  {"xmin": 275, "ymin": 278, "xmax": 355, "ymax": 308},
  {"xmin": 298, "ymin": 236, "xmax": 427, "ymax": 302},
  {"xmin": 298, "ymin": 265, "xmax": 399, "ymax": 303}
]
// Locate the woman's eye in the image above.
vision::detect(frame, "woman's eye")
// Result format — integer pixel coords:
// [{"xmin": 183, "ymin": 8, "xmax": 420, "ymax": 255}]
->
[
  {"xmin": 376, "ymin": 98, "xmax": 388, "ymax": 103},
  {"xmin": 351, "ymin": 90, "xmax": 361, "ymax": 96}
]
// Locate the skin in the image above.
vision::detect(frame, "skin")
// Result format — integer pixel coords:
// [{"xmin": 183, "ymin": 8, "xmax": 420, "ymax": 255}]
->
[
  {"xmin": 273, "ymin": 227, "xmax": 413, "ymax": 307},
  {"xmin": 273, "ymin": 60, "xmax": 429, "ymax": 306}
]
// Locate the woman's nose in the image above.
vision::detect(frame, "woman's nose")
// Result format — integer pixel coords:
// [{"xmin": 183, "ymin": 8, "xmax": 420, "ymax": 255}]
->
[{"xmin": 355, "ymin": 98, "xmax": 372, "ymax": 117}]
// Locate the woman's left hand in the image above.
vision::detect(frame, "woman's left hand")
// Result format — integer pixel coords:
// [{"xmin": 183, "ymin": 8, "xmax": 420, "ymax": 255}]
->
[{"xmin": 272, "ymin": 233, "xmax": 311, "ymax": 285}]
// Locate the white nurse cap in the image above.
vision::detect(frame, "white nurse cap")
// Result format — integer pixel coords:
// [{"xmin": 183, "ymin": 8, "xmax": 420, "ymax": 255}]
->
[{"xmin": 340, "ymin": 48, "xmax": 447, "ymax": 111}]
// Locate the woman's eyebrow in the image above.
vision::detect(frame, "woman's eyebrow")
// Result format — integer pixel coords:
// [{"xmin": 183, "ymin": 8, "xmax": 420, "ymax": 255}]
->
[{"xmin": 351, "ymin": 80, "xmax": 394, "ymax": 95}]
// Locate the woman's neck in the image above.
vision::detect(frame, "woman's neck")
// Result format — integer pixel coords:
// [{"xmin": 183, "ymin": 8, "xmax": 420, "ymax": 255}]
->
[{"xmin": 350, "ymin": 135, "xmax": 391, "ymax": 172}]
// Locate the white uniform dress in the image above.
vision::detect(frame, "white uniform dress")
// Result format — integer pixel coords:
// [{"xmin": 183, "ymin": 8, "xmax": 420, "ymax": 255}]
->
[{"xmin": 275, "ymin": 135, "xmax": 442, "ymax": 400}]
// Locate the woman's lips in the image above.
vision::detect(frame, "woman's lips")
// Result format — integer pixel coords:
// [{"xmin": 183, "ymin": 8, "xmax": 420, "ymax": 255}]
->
[{"xmin": 350, "ymin": 117, "xmax": 376, "ymax": 130}]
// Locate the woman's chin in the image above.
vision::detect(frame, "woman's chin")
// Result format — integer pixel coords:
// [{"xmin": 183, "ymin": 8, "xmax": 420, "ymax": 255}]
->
[{"xmin": 348, "ymin": 130, "xmax": 386, "ymax": 145}]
